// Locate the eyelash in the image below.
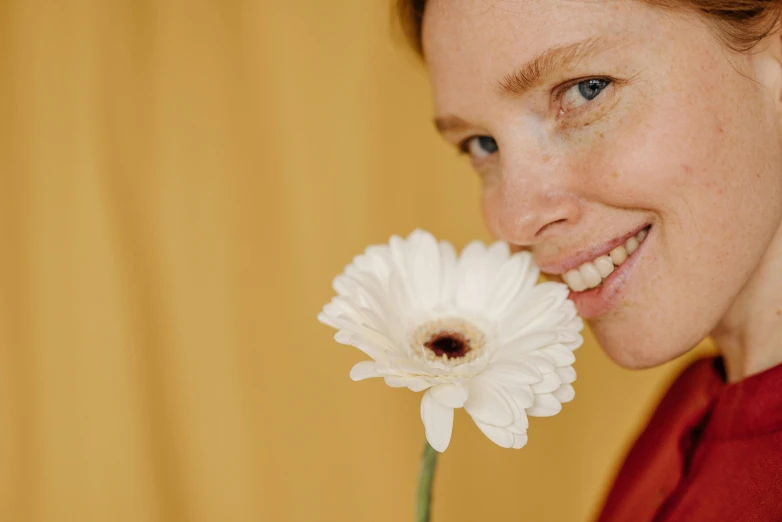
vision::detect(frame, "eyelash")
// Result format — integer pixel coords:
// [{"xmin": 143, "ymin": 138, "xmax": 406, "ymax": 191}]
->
[
  {"xmin": 553, "ymin": 76, "xmax": 613, "ymax": 118},
  {"xmin": 457, "ymin": 76, "xmax": 614, "ymax": 155}
]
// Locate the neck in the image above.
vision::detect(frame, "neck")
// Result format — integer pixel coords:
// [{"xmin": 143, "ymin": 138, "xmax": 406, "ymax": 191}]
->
[{"xmin": 712, "ymin": 225, "xmax": 782, "ymax": 383}]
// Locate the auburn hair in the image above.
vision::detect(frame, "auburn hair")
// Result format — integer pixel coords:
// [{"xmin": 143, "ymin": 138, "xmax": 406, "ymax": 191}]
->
[{"xmin": 397, "ymin": 0, "xmax": 781, "ymax": 55}]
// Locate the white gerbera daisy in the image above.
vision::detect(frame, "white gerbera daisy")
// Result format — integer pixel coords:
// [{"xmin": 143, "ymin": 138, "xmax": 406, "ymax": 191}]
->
[{"xmin": 318, "ymin": 230, "xmax": 583, "ymax": 452}]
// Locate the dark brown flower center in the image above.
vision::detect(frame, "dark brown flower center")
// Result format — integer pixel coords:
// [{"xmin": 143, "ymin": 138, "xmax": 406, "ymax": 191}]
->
[{"xmin": 424, "ymin": 331, "xmax": 471, "ymax": 359}]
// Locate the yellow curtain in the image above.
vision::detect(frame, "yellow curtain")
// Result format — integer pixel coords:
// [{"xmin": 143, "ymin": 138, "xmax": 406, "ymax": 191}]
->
[{"xmin": 0, "ymin": 1, "xmax": 712, "ymax": 520}]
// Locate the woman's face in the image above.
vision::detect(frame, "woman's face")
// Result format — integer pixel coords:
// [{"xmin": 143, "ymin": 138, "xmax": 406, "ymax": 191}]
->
[{"xmin": 423, "ymin": 0, "xmax": 782, "ymax": 367}]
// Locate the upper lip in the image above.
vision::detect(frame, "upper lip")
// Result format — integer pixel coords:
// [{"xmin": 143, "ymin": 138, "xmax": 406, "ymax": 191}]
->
[{"xmin": 536, "ymin": 223, "xmax": 650, "ymax": 275}]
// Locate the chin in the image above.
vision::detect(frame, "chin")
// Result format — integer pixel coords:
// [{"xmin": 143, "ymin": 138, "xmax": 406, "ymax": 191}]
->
[{"xmin": 590, "ymin": 324, "xmax": 694, "ymax": 370}]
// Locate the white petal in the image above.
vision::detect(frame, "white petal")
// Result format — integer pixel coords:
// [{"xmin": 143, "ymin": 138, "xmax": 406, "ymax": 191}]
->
[
  {"xmin": 377, "ymin": 354, "xmax": 429, "ymax": 375},
  {"xmin": 498, "ymin": 332, "xmax": 560, "ymax": 359},
  {"xmin": 481, "ymin": 241, "xmax": 512, "ymax": 291},
  {"xmin": 512, "ymin": 432, "xmax": 529, "ymax": 449},
  {"xmin": 464, "ymin": 377, "xmax": 515, "ymax": 427},
  {"xmin": 483, "ymin": 252, "xmax": 535, "ymax": 318},
  {"xmin": 361, "ymin": 244, "xmax": 393, "ymax": 282},
  {"xmin": 473, "ymin": 419, "xmax": 515, "ymax": 448},
  {"xmin": 507, "ymin": 413, "xmax": 529, "ymax": 434},
  {"xmin": 455, "ymin": 241, "xmax": 488, "ymax": 310},
  {"xmin": 552, "ymin": 384, "xmax": 575, "ymax": 403},
  {"xmin": 421, "ymin": 390, "xmax": 454, "ymax": 452},
  {"xmin": 521, "ymin": 354, "xmax": 556, "ymax": 374},
  {"xmin": 530, "ymin": 371, "xmax": 562, "ymax": 394},
  {"xmin": 560, "ymin": 331, "xmax": 584, "ymax": 351},
  {"xmin": 430, "ymin": 383, "xmax": 469, "ymax": 408},
  {"xmin": 388, "ymin": 234, "xmax": 408, "ymax": 266},
  {"xmin": 320, "ymin": 298, "xmax": 351, "ymax": 321},
  {"xmin": 492, "ymin": 351, "xmax": 555, "ymax": 377},
  {"xmin": 406, "ymin": 229, "xmax": 441, "ymax": 309},
  {"xmin": 383, "ymin": 376, "xmax": 409, "ymax": 388},
  {"xmin": 540, "ymin": 346, "xmax": 576, "ymax": 367},
  {"xmin": 526, "ymin": 393, "xmax": 563, "ymax": 417},
  {"xmin": 481, "ymin": 362, "xmax": 541, "ymax": 387},
  {"xmin": 556, "ymin": 366, "xmax": 577, "ymax": 384},
  {"xmin": 333, "ymin": 271, "xmax": 383, "ymax": 306},
  {"xmin": 350, "ymin": 361, "xmax": 379, "ymax": 381},
  {"xmin": 498, "ymin": 282, "xmax": 559, "ymax": 325},
  {"xmin": 356, "ymin": 307, "xmax": 405, "ymax": 347},
  {"xmin": 486, "ymin": 240, "xmax": 511, "ymax": 265},
  {"xmin": 322, "ymin": 295, "xmax": 383, "ymax": 331},
  {"xmin": 383, "ymin": 375, "xmax": 432, "ymax": 392},
  {"xmin": 498, "ymin": 283, "xmax": 575, "ymax": 341},
  {"xmin": 317, "ymin": 312, "xmax": 339, "ymax": 329},
  {"xmin": 438, "ymin": 241, "xmax": 458, "ymax": 303},
  {"xmin": 407, "ymin": 379, "xmax": 434, "ymax": 392},
  {"xmin": 333, "ymin": 331, "xmax": 387, "ymax": 360},
  {"xmin": 387, "ymin": 271, "xmax": 413, "ymax": 318},
  {"xmin": 335, "ymin": 271, "xmax": 389, "ymax": 314},
  {"xmin": 504, "ymin": 384, "xmax": 534, "ymax": 411}
]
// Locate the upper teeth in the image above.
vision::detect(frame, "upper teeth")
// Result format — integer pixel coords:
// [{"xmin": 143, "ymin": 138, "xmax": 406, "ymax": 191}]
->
[{"xmin": 562, "ymin": 228, "xmax": 648, "ymax": 292}]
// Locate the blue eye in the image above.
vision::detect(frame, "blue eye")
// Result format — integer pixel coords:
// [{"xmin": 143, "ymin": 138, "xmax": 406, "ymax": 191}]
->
[
  {"xmin": 477, "ymin": 136, "xmax": 498, "ymax": 153},
  {"xmin": 561, "ymin": 78, "xmax": 612, "ymax": 113},
  {"xmin": 462, "ymin": 135, "xmax": 498, "ymax": 159},
  {"xmin": 578, "ymin": 79, "xmax": 610, "ymax": 100}
]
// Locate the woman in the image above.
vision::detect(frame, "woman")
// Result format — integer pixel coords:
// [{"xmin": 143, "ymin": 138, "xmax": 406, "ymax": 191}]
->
[{"xmin": 396, "ymin": 0, "xmax": 782, "ymax": 520}]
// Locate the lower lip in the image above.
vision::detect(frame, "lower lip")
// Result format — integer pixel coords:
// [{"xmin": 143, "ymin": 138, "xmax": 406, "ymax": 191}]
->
[{"xmin": 566, "ymin": 228, "xmax": 650, "ymax": 319}]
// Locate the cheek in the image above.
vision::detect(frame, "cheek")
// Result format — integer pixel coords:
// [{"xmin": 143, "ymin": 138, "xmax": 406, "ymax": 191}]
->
[
  {"xmin": 480, "ymin": 184, "xmax": 506, "ymax": 240},
  {"xmin": 589, "ymin": 85, "xmax": 782, "ymax": 367}
]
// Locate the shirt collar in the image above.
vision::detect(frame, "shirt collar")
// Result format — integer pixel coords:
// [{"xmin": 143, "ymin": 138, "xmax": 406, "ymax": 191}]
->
[{"xmin": 704, "ymin": 357, "xmax": 782, "ymax": 440}]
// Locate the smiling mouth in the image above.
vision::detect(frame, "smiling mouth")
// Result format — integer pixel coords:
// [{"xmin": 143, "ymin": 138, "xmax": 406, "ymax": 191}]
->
[{"xmin": 558, "ymin": 225, "xmax": 651, "ymax": 292}]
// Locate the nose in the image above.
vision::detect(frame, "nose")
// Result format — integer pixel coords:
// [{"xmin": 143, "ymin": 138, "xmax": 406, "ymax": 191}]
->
[{"xmin": 486, "ymin": 153, "xmax": 583, "ymax": 248}]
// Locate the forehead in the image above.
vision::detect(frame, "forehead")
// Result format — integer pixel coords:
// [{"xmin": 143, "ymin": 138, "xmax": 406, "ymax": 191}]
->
[{"xmin": 422, "ymin": 0, "xmax": 667, "ymax": 109}]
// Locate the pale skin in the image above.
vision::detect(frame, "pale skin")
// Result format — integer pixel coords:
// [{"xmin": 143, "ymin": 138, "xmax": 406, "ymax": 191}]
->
[{"xmin": 422, "ymin": 0, "xmax": 782, "ymax": 382}]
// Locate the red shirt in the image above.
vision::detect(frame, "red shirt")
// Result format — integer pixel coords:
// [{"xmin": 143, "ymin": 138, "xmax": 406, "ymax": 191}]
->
[{"xmin": 598, "ymin": 356, "xmax": 782, "ymax": 522}]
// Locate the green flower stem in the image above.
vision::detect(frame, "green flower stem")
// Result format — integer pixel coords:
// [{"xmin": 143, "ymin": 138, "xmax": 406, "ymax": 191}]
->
[{"xmin": 415, "ymin": 440, "xmax": 439, "ymax": 522}]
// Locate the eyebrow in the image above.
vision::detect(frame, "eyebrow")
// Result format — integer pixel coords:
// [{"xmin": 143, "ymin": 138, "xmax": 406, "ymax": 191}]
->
[
  {"xmin": 434, "ymin": 36, "xmax": 611, "ymax": 135},
  {"xmin": 498, "ymin": 36, "xmax": 609, "ymax": 96}
]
